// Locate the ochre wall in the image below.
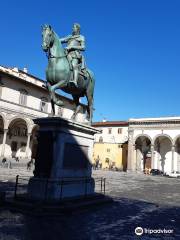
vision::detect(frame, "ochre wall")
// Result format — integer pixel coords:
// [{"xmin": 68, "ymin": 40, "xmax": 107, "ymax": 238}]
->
[{"xmin": 93, "ymin": 143, "xmax": 128, "ymax": 170}]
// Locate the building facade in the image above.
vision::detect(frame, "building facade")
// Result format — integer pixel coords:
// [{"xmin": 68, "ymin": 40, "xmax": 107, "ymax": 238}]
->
[
  {"xmin": 127, "ymin": 117, "xmax": 180, "ymax": 174},
  {"xmin": 0, "ymin": 65, "xmax": 85, "ymax": 160},
  {"xmin": 92, "ymin": 121, "xmax": 128, "ymax": 170}
]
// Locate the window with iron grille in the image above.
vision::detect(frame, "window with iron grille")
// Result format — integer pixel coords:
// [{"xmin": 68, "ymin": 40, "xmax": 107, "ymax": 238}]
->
[
  {"xmin": 118, "ymin": 128, "xmax": 122, "ymax": 134},
  {"xmin": 40, "ymin": 97, "xmax": 48, "ymax": 112},
  {"xmin": 19, "ymin": 89, "xmax": 28, "ymax": 106}
]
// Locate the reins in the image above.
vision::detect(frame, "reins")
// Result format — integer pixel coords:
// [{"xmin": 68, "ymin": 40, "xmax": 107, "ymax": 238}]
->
[{"xmin": 47, "ymin": 49, "xmax": 67, "ymax": 59}]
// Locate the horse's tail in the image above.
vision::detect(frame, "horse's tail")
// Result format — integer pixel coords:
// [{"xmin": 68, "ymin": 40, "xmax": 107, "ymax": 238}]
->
[
  {"xmin": 87, "ymin": 69, "xmax": 95, "ymax": 98},
  {"xmin": 85, "ymin": 69, "xmax": 95, "ymax": 123}
]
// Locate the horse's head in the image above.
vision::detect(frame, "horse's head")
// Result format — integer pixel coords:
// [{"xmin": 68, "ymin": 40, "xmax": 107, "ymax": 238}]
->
[{"xmin": 42, "ymin": 24, "xmax": 54, "ymax": 52}]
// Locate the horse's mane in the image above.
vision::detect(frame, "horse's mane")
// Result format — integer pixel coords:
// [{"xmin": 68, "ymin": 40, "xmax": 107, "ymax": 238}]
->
[
  {"xmin": 52, "ymin": 28, "xmax": 62, "ymax": 46},
  {"xmin": 43, "ymin": 24, "xmax": 61, "ymax": 45}
]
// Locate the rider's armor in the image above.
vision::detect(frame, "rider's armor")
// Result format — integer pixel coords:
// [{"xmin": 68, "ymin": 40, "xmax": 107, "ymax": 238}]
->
[{"xmin": 60, "ymin": 34, "xmax": 86, "ymax": 86}]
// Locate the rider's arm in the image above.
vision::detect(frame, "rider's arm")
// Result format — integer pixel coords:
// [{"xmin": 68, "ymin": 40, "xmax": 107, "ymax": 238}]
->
[{"xmin": 59, "ymin": 35, "xmax": 71, "ymax": 43}]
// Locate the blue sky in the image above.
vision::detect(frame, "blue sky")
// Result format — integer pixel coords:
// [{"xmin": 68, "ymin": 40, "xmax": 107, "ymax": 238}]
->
[{"xmin": 1, "ymin": 0, "xmax": 180, "ymax": 121}]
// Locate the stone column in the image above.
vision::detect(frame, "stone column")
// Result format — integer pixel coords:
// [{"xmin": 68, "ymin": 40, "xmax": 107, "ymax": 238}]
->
[
  {"xmin": 171, "ymin": 145, "xmax": 175, "ymax": 173},
  {"xmin": 1, "ymin": 129, "xmax": 8, "ymax": 158},
  {"xmin": 127, "ymin": 129, "xmax": 136, "ymax": 171},
  {"xmin": 25, "ymin": 133, "xmax": 31, "ymax": 158},
  {"xmin": 132, "ymin": 144, "xmax": 136, "ymax": 171},
  {"xmin": 151, "ymin": 145, "xmax": 154, "ymax": 169}
]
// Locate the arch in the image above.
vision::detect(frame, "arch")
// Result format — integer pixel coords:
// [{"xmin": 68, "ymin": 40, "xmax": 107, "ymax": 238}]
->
[
  {"xmin": 173, "ymin": 135, "xmax": 180, "ymax": 172},
  {"xmin": 134, "ymin": 134, "xmax": 152, "ymax": 172},
  {"xmin": 153, "ymin": 134, "xmax": 173, "ymax": 174},
  {"xmin": 0, "ymin": 114, "xmax": 5, "ymax": 147},
  {"xmin": 8, "ymin": 118, "xmax": 28, "ymax": 137},
  {"xmin": 31, "ymin": 124, "xmax": 39, "ymax": 136},
  {"xmin": 152, "ymin": 134, "xmax": 173, "ymax": 145},
  {"xmin": 7, "ymin": 117, "xmax": 30, "ymax": 159},
  {"xmin": 173, "ymin": 135, "xmax": 180, "ymax": 146},
  {"xmin": 0, "ymin": 113, "xmax": 6, "ymax": 127},
  {"xmin": 133, "ymin": 134, "xmax": 152, "ymax": 145},
  {"xmin": 7, "ymin": 115, "xmax": 31, "ymax": 131}
]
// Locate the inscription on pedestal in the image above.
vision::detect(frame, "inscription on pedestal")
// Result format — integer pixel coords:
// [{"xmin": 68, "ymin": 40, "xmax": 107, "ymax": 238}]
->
[{"xmin": 63, "ymin": 143, "xmax": 89, "ymax": 169}]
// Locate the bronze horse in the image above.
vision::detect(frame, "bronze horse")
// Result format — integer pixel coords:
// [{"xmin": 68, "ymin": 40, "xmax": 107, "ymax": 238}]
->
[{"xmin": 42, "ymin": 24, "xmax": 95, "ymax": 123}]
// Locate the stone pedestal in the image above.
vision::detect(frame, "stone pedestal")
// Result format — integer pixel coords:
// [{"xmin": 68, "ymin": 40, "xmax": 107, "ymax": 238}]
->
[{"xmin": 28, "ymin": 117, "xmax": 99, "ymax": 201}]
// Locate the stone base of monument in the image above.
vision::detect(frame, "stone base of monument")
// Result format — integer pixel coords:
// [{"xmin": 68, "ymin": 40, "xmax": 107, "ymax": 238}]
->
[
  {"xmin": 28, "ymin": 177, "xmax": 95, "ymax": 201},
  {"xmin": 28, "ymin": 117, "xmax": 100, "ymax": 201},
  {"xmin": 5, "ymin": 193, "xmax": 112, "ymax": 216}
]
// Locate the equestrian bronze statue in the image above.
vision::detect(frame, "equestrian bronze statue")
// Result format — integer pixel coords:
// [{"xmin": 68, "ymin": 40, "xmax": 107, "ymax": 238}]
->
[{"xmin": 42, "ymin": 23, "xmax": 95, "ymax": 123}]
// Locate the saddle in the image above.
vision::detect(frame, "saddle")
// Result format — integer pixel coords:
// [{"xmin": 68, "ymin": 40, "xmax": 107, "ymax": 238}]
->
[{"xmin": 68, "ymin": 59, "xmax": 88, "ymax": 81}]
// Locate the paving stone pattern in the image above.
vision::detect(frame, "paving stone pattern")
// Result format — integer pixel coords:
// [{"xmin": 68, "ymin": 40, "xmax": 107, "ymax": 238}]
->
[{"xmin": 0, "ymin": 168, "xmax": 179, "ymax": 240}]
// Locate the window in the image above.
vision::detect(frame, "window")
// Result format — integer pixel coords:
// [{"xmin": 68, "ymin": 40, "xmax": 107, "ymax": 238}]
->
[
  {"xmin": 108, "ymin": 128, "xmax": 112, "ymax": 134},
  {"xmin": 99, "ymin": 136, "xmax": 103, "ymax": 143},
  {"xmin": 118, "ymin": 128, "xmax": 122, "ymax": 134},
  {"xmin": 40, "ymin": 97, "xmax": 48, "ymax": 112},
  {"xmin": 19, "ymin": 89, "xmax": 28, "ymax": 106}
]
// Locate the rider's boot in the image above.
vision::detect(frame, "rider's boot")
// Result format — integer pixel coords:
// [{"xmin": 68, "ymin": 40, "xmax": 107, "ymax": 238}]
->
[{"xmin": 70, "ymin": 68, "xmax": 78, "ymax": 87}]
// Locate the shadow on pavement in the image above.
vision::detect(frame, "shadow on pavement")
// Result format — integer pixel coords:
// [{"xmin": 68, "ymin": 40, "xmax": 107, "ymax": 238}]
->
[{"xmin": 0, "ymin": 196, "xmax": 179, "ymax": 240}]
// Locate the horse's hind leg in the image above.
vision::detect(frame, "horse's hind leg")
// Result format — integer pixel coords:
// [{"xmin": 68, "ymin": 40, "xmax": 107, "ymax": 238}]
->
[
  {"xmin": 86, "ymin": 92, "xmax": 93, "ymax": 124},
  {"xmin": 85, "ymin": 71, "xmax": 95, "ymax": 124},
  {"xmin": 71, "ymin": 95, "xmax": 81, "ymax": 121}
]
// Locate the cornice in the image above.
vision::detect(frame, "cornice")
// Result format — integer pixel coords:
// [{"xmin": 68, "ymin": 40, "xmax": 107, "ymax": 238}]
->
[{"xmin": 129, "ymin": 120, "xmax": 180, "ymax": 128}]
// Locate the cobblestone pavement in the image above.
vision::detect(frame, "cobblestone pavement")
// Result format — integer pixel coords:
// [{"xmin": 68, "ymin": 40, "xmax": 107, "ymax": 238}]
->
[{"xmin": 0, "ymin": 168, "xmax": 179, "ymax": 240}]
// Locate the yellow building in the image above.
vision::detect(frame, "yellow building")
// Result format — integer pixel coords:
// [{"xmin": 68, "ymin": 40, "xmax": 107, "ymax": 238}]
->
[{"xmin": 92, "ymin": 121, "xmax": 128, "ymax": 171}]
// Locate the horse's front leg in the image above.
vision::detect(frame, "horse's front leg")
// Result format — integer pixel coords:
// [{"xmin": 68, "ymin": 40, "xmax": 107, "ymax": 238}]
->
[
  {"xmin": 50, "ymin": 80, "xmax": 67, "ymax": 106},
  {"xmin": 46, "ymin": 82, "xmax": 55, "ymax": 115}
]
